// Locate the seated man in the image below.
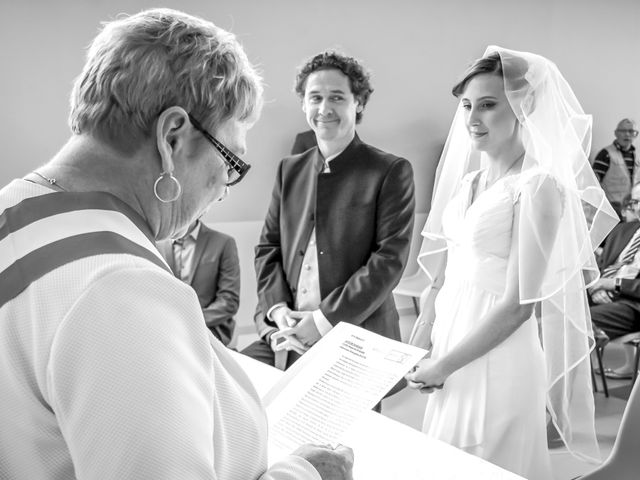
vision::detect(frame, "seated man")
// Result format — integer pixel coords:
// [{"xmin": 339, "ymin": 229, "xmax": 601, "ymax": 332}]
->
[
  {"xmin": 158, "ymin": 219, "xmax": 240, "ymax": 346},
  {"xmin": 589, "ymin": 182, "xmax": 640, "ymax": 378}
]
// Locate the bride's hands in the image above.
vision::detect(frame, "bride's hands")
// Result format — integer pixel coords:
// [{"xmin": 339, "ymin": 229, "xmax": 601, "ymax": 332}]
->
[{"xmin": 404, "ymin": 357, "xmax": 448, "ymax": 394}]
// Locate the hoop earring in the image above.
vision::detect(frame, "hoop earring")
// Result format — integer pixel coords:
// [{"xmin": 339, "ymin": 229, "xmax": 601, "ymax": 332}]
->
[{"xmin": 154, "ymin": 171, "xmax": 182, "ymax": 203}]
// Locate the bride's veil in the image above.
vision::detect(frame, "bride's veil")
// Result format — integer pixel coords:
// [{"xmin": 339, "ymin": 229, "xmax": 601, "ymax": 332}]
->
[{"xmin": 414, "ymin": 45, "xmax": 618, "ymax": 462}]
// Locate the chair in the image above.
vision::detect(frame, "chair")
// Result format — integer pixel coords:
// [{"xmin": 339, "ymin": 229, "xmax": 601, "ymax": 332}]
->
[
  {"xmin": 591, "ymin": 328, "xmax": 610, "ymax": 397},
  {"xmin": 393, "ymin": 268, "xmax": 429, "ymax": 315},
  {"xmin": 579, "ymin": 378, "xmax": 640, "ymax": 479},
  {"xmin": 393, "ymin": 212, "xmax": 429, "ymax": 316}
]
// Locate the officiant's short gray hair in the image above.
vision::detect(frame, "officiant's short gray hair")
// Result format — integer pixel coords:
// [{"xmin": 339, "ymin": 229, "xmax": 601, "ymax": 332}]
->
[{"xmin": 69, "ymin": 8, "xmax": 263, "ymax": 153}]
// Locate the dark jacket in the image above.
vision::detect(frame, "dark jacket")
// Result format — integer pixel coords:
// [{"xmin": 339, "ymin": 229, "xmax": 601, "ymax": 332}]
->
[{"xmin": 254, "ymin": 134, "xmax": 415, "ymax": 340}]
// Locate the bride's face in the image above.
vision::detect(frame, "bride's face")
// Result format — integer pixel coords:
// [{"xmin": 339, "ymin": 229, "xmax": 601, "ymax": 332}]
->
[{"xmin": 461, "ymin": 73, "xmax": 520, "ymax": 155}]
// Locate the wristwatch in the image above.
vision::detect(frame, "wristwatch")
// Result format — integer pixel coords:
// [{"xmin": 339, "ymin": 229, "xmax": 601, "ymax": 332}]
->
[{"xmin": 614, "ymin": 277, "xmax": 622, "ymax": 295}]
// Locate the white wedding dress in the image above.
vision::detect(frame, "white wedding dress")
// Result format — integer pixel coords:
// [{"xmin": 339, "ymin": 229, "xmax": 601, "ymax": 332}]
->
[{"xmin": 423, "ymin": 170, "xmax": 553, "ymax": 480}]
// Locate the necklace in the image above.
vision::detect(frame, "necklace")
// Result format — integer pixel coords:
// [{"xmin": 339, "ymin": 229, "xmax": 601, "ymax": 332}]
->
[
  {"xmin": 484, "ymin": 151, "xmax": 525, "ymax": 190},
  {"xmin": 32, "ymin": 171, "xmax": 68, "ymax": 192}
]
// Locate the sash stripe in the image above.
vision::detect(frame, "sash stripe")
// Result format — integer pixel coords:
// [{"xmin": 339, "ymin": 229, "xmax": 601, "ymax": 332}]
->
[
  {"xmin": 0, "ymin": 209, "xmax": 165, "ymax": 273},
  {"xmin": 0, "ymin": 231, "xmax": 171, "ymax": 308},
  {"xmin": 0, "ymin": 191, "xmax": 155, "ymax": 245}
]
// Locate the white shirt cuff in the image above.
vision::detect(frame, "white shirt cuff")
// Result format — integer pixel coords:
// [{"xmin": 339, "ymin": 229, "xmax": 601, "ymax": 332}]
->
[
  {"xmin": 312, "ymin": 309, "xmax": 333, "ymax": 336},
  {"xmin": 267, "ymin": 302, "xmax": 287, "ymax": 321},
  {"xmin": 268, "ymin": 454, "xmax": 322, "ymax": 480}
]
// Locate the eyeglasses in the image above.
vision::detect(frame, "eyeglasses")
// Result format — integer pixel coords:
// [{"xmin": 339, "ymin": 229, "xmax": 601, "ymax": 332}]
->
[
  {"xmin": 188, "ymin": 114, "xmax": 251, "ymax": 186},
  {"xmin": 616, "ymin": 129, "xmax": 639, "ymax": 138}
]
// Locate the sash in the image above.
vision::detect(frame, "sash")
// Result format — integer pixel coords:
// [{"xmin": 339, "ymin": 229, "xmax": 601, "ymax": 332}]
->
[{"xmin": 0, "ymin": 191, "xmax": 171, "ymax": 308}]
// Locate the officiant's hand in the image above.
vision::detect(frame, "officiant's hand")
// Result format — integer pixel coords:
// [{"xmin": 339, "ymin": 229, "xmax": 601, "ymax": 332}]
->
[
  {"xmin": 293, "ymin": 443, "xmax": 354, "ymax": 480},
  {"xmin": 591, "ymin": 289, "xmax": 613, "ymax": 304},
  {"xmin": 405, "ymin": 358, "xmax": 447, "ymax": 394},
  {"xmin": 289, "ymin": 311, "xmax": 322, "ymax": 347}
]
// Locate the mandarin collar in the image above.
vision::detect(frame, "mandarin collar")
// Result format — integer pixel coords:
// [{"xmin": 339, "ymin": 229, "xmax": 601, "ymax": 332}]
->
[{"xmin": 316, "ymin": 133, "xmax": 362, "ymax": 172}]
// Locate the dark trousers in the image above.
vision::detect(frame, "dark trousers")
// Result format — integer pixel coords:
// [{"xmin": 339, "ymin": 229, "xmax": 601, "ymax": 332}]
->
[
  {"xmin": 240, "ymin": 338, "xmax": 301, "ymax": 369},
  {"xmin": 591, "ymin": 300, "xmax": 640, "ymax": 339}
]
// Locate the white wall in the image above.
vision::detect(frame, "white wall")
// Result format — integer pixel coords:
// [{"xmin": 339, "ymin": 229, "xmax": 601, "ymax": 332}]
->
[{"xmin": 2, "ymin": 0, "xmax": 638, "ymax": 224}]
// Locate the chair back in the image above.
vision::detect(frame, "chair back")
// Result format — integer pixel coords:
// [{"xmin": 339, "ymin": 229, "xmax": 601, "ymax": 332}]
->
[
  {"xmin": 403, "ymin": 212, "xmax": 428, "ymax": 276},
  {"xmin": 580, "ymin": 379, "xmax": 640, "ymax": 479}
]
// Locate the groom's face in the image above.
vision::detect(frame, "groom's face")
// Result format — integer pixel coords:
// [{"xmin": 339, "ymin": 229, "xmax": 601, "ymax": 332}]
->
[
  {"xmin": 461, "ymin": 73, "xmax": 520, "ymax": 156},
  {"xmin": 302, "ymin": 68, "xmax": 361, "ymax": 147}
]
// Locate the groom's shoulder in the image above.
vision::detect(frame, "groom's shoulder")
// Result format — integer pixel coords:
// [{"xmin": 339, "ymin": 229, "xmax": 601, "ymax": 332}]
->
[{"xmin": 357, "ymin": 142, "xmax": 412, "ymax": 175}]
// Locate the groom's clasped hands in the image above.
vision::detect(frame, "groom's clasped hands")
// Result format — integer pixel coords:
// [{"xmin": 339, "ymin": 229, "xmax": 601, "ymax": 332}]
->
[{"xmin": 270, "ymin": 306, "xmax": 322, "ymax": 354}]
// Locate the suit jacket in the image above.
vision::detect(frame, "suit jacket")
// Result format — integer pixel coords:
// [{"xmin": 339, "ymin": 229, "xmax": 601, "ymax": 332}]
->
[
  {"xmin": 255, "ymin": 134, "xmax": 415, "ymax": 341},
  {"xmin": 598, "ymin": 220, "xmax": 640, "ymax": 304},
  {"xmin": 158, "ymin": 224, "xmax": 240, "ymax": 345},
  {"xmin": 291, "ymin": 130, "xmax": 317, "ymax": 155}
]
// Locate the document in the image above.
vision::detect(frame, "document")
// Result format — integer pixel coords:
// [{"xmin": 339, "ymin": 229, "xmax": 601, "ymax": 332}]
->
[{"xmin": 263, "ymin": 322, "xmax": 426, "ymax": 460}]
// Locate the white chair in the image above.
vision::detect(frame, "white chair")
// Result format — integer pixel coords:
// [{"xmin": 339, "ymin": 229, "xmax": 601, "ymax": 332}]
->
[
  {"xmin": 393, "ymin": 268, "xmax": 429, "ymax": 315},
  {"xmin": 393, "ymin": 213, "xmax": 428, "ymax": 315},
  {"xmin": 579, "ymin": 378, "xmax": 640, "ymax": 479}
]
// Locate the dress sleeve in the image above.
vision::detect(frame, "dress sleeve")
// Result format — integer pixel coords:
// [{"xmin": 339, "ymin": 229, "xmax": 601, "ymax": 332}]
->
[
  {"xmin": 48, "ymin": 267, "xmax": 219, "ymax": 479},
  {"xmin": 513, "ymin": 170, "xmax": 565, "ymax": 302},
  {"xmin": 48, "ymin": 265, "xmax": 322, "ymax": 480},
  {"xmin": 260, "ymin": 457, "xmax": 321, "ymax": 480}
]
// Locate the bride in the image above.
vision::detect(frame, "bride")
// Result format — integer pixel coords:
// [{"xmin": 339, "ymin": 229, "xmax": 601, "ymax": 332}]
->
[{"xmin": 405, "ymin": 46, "xmax": 617, "ymax": 479}]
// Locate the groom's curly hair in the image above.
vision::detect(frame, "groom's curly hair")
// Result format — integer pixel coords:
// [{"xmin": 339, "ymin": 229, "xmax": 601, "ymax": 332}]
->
[{"xmin": 294, "ymin": 50, "xmax": 373, "ymax": 124}]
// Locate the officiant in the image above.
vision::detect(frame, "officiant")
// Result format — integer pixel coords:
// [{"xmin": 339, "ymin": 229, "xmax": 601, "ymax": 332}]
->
[{"xmin": 0, "ymin": 8, "xmax": 353, "ymax": 480}]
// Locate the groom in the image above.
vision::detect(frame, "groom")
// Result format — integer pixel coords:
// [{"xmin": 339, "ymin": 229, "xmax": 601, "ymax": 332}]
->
[{"xmin": 243, "ymin": 50, "xmax": 415, "ymax": 370}]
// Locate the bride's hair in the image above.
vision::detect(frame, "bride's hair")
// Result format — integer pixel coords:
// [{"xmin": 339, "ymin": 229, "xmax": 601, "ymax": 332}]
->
[
  {"xmin": 451, "ymin": 52, "xmax": 536, "ymax": 121},
  {"xmin": 451, "ymin": 52, "xmax": 529, "ymax": 103}
]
